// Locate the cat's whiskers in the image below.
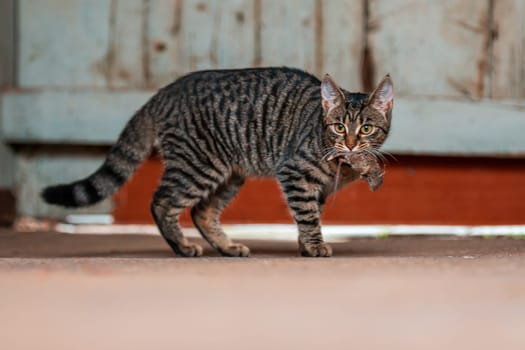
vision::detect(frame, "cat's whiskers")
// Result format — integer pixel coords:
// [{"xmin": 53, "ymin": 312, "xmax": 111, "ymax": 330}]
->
[
  {"xmin": 333, "ymin": 144, "xmax": 349, "ymax": 154},
  {"xmin": 321, "ymin": 148, "xmax": 339, "ymax": 161},
  {"xmin": 366, "ymin": 147, "xmax": 389, "ymax": 164},
  {"xmin": 352, "ymin": 142, "xmax": 385, "ymax": 164},
  {"xmin": 368, "ymin": 143, "xmax": 397, "ymax": 162},
  {"xmin": 369, "ymin": 149, "xmax": 388, "ymax": 164},
  {"xmin": 354, "ymin": 144, "xmax": 380, "ymax": 162},
  {"xmin": 380, "ymin": 150, "xmax": 397, "ymax": 162}
]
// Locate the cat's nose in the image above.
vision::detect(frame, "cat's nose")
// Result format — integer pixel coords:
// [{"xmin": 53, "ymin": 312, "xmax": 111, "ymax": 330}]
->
[{"xmin": 346, "ymin": 136, "xmax": 356, "ymax": 150}]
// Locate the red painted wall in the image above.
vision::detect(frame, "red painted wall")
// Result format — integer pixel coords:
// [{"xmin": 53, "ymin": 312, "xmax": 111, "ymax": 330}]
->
[{"xmin": 113, "ymin": 156, "xmax": 525, "ymax": 225}]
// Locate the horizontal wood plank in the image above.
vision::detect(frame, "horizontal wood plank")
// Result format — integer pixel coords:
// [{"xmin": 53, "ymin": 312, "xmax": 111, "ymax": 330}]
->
[
  {"xmin": 2, "ymin": 90, "xmax": 524, "ymax": 156},
  {"xmin": 1, "ymin": 90, "xmax": 155, "ymax": 144}
]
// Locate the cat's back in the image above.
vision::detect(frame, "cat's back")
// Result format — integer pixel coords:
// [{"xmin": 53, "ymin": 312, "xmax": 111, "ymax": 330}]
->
[
  {"xmin": 159, "ymin": 66, "xmax": 323, "ymax": 132},
  {"xmin": 161, "ymin": 67, "xmax": 320, "ymax": 98},
  {"xmin": 155, "ymin": 67, "xmax": 324, "ymax": 172}
]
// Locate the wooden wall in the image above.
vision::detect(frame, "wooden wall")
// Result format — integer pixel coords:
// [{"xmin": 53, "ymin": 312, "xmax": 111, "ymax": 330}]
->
[
  {"xmin": 13, "ymin": 0, "xmax": 525, "ymax": 98},
  {"xmin": 1, "ymin": 0, "xmax": 525, "ymax": 221}
]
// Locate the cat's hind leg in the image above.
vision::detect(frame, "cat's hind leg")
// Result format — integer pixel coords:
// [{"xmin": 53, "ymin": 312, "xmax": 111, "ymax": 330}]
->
[
  {"xmin": 151, "ymin": 172, "xmax": 215, "ymax": 257},
  {"xmin": 191, "ymin": 173, "xmax": 250, "ymax": 257}
]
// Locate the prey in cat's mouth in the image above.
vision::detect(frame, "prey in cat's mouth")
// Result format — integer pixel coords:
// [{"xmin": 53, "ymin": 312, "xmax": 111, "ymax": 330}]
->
[{"xmin": 320, "ymin": 73, "xmax": 394, "ymax": 192}]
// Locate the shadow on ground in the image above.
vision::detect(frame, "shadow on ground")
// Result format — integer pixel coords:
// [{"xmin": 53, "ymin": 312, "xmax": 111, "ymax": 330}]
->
[{"xmin": 1, "ymin": 228, "xmax": 524, "ymax": 258}]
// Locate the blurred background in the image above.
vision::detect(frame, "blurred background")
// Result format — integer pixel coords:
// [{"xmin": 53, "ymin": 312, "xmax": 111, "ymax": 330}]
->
[{"xmin": 0, "ymin": 0, "xmax": 524, "ymax": 228}]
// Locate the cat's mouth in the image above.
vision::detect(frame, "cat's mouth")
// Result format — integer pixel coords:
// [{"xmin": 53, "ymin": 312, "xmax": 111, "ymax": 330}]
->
[
  {"xmin": 324, "ymin": 149, "xmax": 359, "ymax": 162},
  {"xmin": 324, "ymin": 146, "xmax": 391, "ymax": 166},
  {"xmin": 325, "ymin": 152, "xmax": 347, "ymax": 162}
]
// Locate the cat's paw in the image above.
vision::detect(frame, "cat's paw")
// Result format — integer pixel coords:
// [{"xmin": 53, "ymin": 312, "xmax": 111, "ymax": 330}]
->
[
  {"xmin": 176, "ymin": 242, "xmax": 204, "ymax": 257},
  {"xmin": 219, "ymin": 243, "xmax": 251, "ymax": 257},
  {"xmin": 300, "ymin": 242, "xmax": 333, "ymax": 257}
]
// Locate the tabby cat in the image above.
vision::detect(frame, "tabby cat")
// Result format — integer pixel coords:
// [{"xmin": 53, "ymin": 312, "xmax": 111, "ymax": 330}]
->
[{"xmin": 42, "ymin": 67, "xmax": 393, "ymax": 257}]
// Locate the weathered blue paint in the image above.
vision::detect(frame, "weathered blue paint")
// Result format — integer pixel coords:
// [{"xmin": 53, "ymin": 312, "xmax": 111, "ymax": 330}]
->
[
  {"xmin": 383, "ymin": 98, "xmax": 525, "ymax": 156},
  {"xmin": 18, "ymin": 0, "xmax": 112, "ymax": 87},
  {"xmin": 1, "ymin": 90, "xmax": 155, "ymax": 144},
  {"xmin": 260, "ymin": 0, "xmax": 317, "ymax": 73}
]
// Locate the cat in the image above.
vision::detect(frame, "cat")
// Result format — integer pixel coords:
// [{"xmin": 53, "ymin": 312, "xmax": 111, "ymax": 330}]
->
[{"xmin": 42, "ymin": 67, "xmax": 393, "ymax": 257}]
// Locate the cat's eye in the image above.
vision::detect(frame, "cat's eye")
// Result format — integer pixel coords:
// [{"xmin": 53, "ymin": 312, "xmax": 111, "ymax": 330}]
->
[
  {"xmin": 360, "ymin": 124, "xmax": 374, "ymax": 135},
  {"xmin": 333, "ymin": 123, "xmax": 346, "ymax": 134}
]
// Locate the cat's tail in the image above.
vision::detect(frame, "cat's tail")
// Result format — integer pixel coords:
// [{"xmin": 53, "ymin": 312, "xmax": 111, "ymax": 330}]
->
[{"xmin": 41, "ymin": 107, "xmax": 155, "ymax": 208}]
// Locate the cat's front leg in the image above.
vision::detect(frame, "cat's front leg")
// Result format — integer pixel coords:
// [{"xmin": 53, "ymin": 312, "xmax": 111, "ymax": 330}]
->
[{"xmin": 278, "ymin": 172, "xmax": 332, "ymax": 257}]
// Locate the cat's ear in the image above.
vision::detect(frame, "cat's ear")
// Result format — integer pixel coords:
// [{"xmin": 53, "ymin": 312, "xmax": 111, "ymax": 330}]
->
[
  {"xmin": 321, "ymin": 74, "xmax": 345, "ymax": 112},
  {"xmin": 368, "ymin": 74, "xmax": 394, "ymax": 118}
]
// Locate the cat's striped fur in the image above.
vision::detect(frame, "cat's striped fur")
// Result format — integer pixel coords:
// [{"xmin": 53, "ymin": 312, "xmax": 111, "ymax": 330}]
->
[{"xmin": 42, "ymin": 67, "xmax": 393, "ymax": 257}]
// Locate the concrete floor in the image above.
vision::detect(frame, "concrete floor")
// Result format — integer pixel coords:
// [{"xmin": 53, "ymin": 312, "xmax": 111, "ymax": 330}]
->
[{"xmin": 1, "ymin": 228, "xmax": 525, "ymax": 350}]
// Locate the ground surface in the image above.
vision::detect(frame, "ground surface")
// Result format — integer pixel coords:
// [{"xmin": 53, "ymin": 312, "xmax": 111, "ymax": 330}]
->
[{"xmin": 1, "ymin": 228, "xmax": 524, "ymax": 350}]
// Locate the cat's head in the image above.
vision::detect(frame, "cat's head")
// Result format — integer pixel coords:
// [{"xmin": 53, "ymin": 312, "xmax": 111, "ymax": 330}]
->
[{"xmin": 320, "ymin": 74, "xmax": 393, "ymax": 158}]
